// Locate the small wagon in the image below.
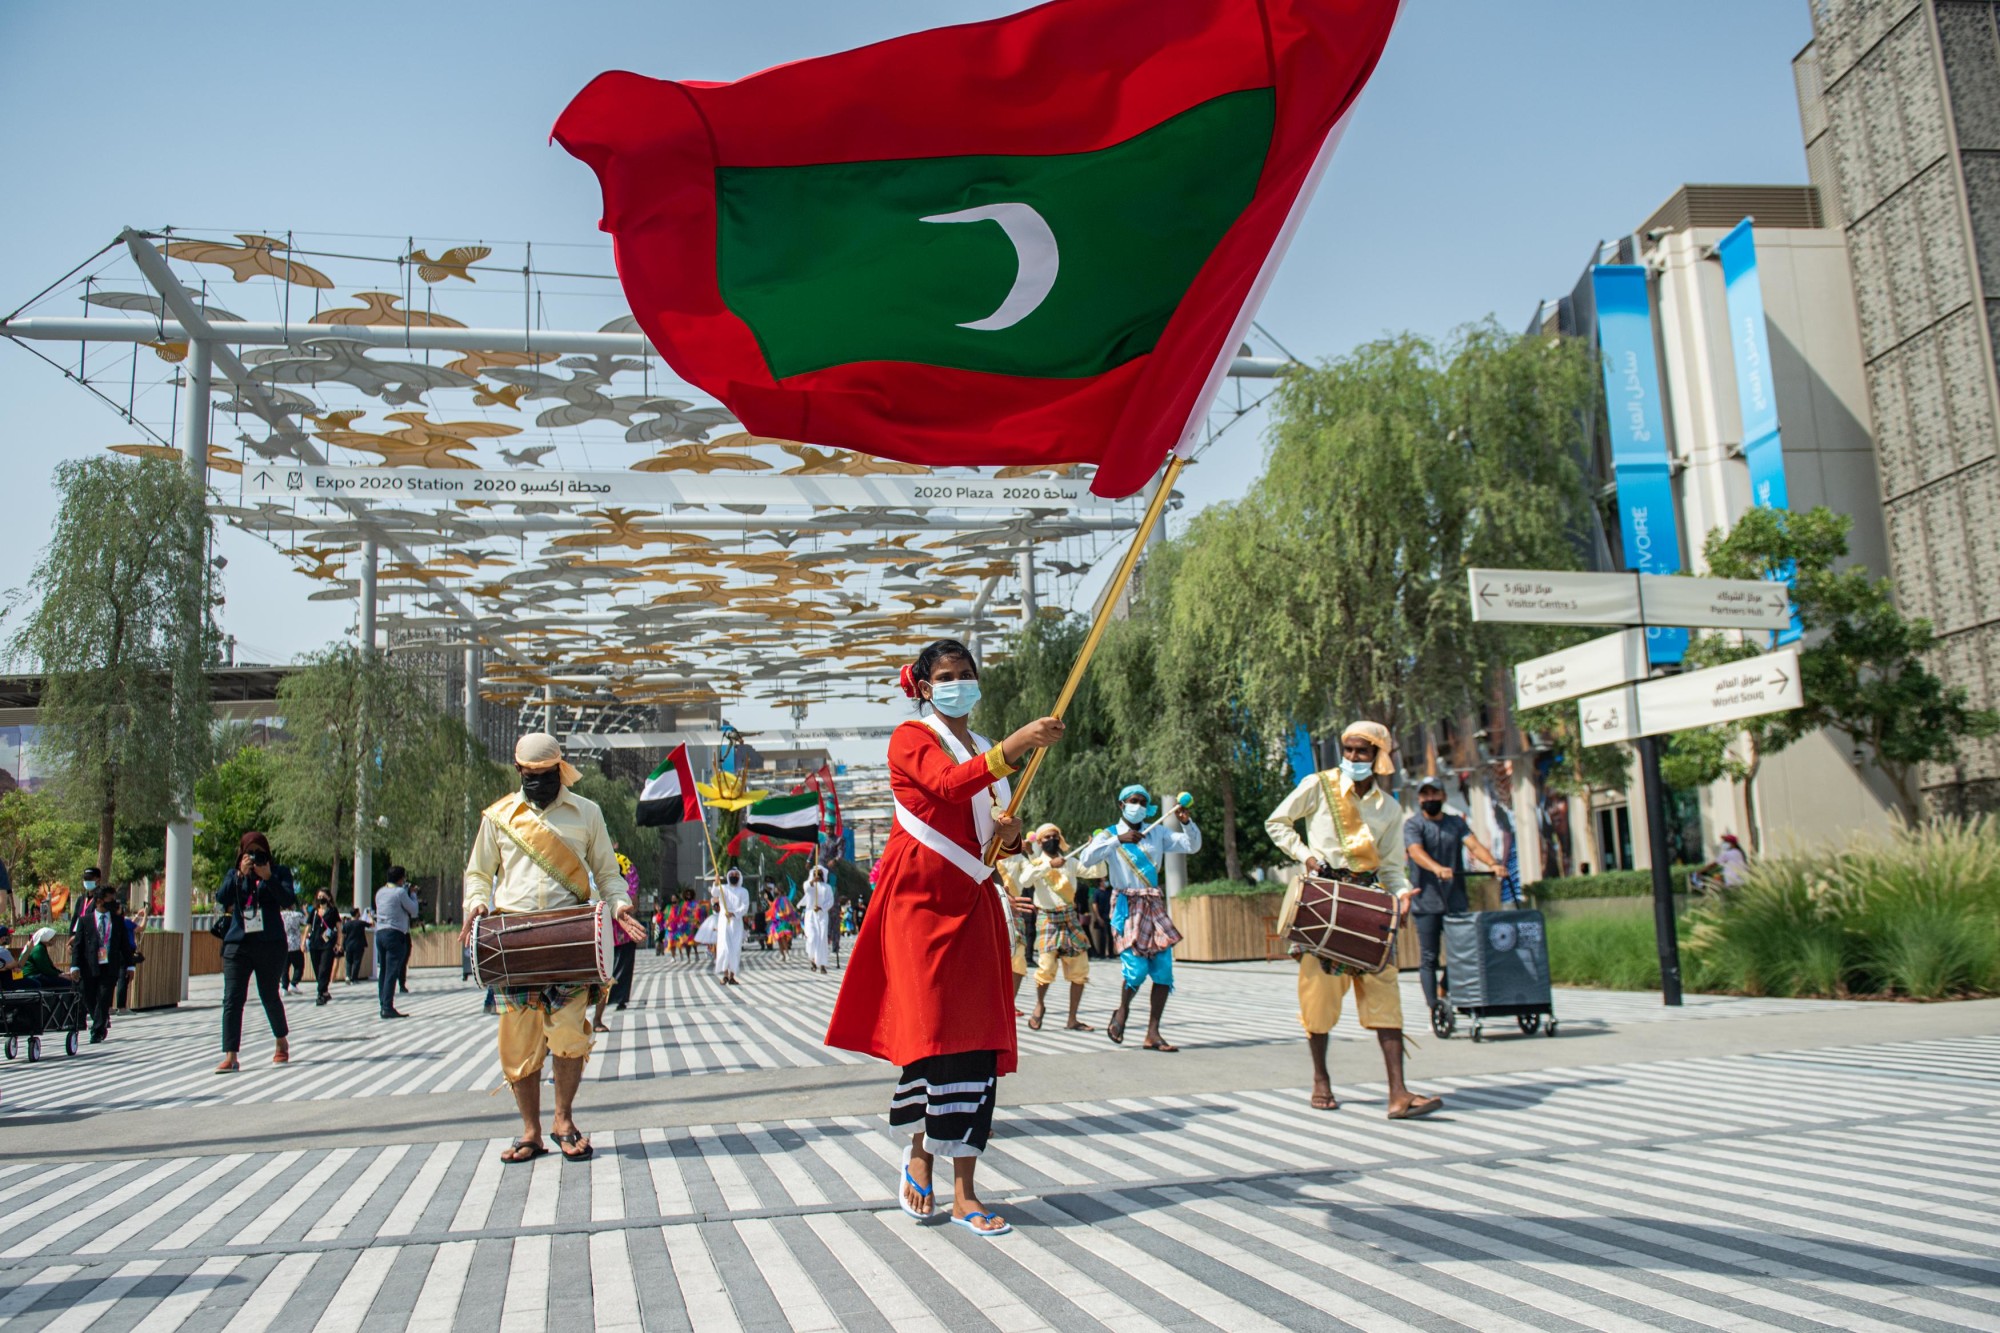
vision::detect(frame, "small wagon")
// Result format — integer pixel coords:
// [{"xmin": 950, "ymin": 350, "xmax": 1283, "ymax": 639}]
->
[
  {"xmin": 1430, "ymin": 909, "xmax": 1558, "ymax": 1041},
  {"xmin": 1, "ymin": 985, "xmax": 87, "ymax": 1061}
]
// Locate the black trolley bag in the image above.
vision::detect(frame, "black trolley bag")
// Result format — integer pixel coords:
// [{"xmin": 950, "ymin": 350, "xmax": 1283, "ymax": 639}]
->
[{"xmin": 1434, "ymin": 908, "xmax": 1558, "ymax": 1041}]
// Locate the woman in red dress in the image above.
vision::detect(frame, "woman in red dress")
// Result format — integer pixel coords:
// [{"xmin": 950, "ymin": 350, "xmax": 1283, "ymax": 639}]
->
[{"xmin": 825, "ymin": 639, "xmax": 1064, "ymax": 1236}]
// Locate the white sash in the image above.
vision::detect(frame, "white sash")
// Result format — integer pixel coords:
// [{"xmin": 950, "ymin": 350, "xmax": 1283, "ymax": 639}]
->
[{"xmin": 895, "ymin": 716, "xmax": 1014, "ymax": 886}]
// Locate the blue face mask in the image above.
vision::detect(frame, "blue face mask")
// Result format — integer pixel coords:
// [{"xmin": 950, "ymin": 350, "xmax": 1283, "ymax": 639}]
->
[
  {"xmin": 1341, "ymin": 758, "xmax": 1375, "ymax": 783},
  {"xmin": 927, "ymin": 679, "xmax": 981, "ymax": 718},
  {"xmin": 1122, "ymin": 801, "xmax": 1149, "ymax": 825}
]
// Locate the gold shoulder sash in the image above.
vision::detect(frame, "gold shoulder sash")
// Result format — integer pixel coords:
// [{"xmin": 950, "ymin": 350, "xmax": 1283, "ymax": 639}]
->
[
  {"xmin": 482, "ymin": 792, "xmax": 591, "ymax": 903},
  {"xmin": 1317, "ymin": 770, "xmax": 1381, "ymax": 874}
]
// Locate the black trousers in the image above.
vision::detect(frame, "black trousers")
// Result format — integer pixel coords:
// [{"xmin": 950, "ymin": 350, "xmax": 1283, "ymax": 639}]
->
[
  {"xmin": 376, "ymin": 929, "xmax": 409, "ymax": 1015},
  {"xmin": 309, "ymin": 945, "xmax": 336, "ymax": 1001},
  {"xmin": 221, "ymin": 939, "xmax": 289, "ymax": 1053},
  {"xmin": 343, "ymin": 944, "xmax": 364, "ymax": 981},
  {"xmin": 1414, "ymin": 912, "xmax": 1446, "ymax": 1007},
  {"xmin": 285, "ymin": 950, "xmax": 305, "ymax": 988},
  {"xmin": 80, "ymin": 972, "xmax": 117, "ymax": 1038},
  {"xmin": 609, "ymin": 940, "xmax": 637, "ymax": 1006}
]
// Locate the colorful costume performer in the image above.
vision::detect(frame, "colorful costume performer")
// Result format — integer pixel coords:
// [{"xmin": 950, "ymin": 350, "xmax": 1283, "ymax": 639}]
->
[{"xmin": 825, "ymin": 713, "xmax": 1018, "ymax": 1157}]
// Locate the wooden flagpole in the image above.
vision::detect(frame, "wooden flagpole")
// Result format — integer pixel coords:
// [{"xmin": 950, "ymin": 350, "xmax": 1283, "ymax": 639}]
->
[{"xmin": 983, "ymin": 454, "xmax": 1187, "ymax": 864}]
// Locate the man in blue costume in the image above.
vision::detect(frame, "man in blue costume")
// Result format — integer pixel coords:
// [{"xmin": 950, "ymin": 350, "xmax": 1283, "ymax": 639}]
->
[{"xmin": 1076, "ymin": 784, "xmax": 1201, "ymax": 1051}]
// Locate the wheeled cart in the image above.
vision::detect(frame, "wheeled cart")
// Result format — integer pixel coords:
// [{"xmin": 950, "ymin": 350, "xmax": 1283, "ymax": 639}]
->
[
  {"xmin": 1, "ymin": 985, "xmax": 87, "ymax": 1061},
  {"xmin": 1429, "ymin": 909, "xmax": 1558, "ymax": 1041}
]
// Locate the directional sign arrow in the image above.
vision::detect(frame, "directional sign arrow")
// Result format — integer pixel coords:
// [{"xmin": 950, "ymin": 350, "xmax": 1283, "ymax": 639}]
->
[
  {"xmin": 1479, "ymin": 582, "xmax": 1494, "ymax": 607},
  {"xmin": 1578, "ymin": 648, "xmax": 1805, "ymax": 745}
]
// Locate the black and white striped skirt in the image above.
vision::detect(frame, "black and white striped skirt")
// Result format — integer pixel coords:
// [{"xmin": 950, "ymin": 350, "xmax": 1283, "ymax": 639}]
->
[{"xmin": 888, "ymin": 1050, "xmax": 998, "ymax": 1158}]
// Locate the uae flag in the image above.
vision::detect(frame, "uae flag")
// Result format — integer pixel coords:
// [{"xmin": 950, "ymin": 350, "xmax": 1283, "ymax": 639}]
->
[
  {"xmin": 741, "ymin": 792, "xmax": 821, "ymax": 842},
  {"xmin": 637, "ymin": 744, "xmax": 704, "ymax": 827},
  {"xmin": 553, "ymin": 0, "xmax": 1399, "ymax": 498}
]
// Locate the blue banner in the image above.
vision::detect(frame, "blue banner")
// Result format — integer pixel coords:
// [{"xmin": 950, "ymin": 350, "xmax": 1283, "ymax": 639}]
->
[
  {"xmin": 1591, "ymin": 265, "xmax": 1687, "ymax": 664},
  {"xmin": 1285, "ymin": 724, "xmax": 1316, "ymax": 784},
  {"xmin": 1715, "ymin": 219, "xmax": 1800, "ymax": 644}
]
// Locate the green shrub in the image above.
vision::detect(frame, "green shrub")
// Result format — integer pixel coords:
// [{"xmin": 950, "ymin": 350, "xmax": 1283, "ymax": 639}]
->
[{"xmin": 1531, "ymin": 866, "xmax": 1702, "ymax": 901}]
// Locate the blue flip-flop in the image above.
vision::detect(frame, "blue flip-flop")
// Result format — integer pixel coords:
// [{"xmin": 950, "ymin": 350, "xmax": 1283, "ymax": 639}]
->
[
  {"xmin": 951, "ymin": 1211, "xmax": 1012, "ymax": 1237},
  {"xmin": 897, "ymin": 1146, "xmax": 937, "ymax": 1223}
]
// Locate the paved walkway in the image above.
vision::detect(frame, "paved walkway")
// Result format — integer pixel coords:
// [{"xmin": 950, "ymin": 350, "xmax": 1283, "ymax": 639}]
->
[{"xmin": 0, "ymin": 949, "xmax": 1994, "ymax": 1330}]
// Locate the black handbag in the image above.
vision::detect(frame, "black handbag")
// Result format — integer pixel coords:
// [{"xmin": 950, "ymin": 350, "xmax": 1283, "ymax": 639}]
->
[{"xmin": 209, "ymin": 913, "xmax": 230, "ymax": 941}]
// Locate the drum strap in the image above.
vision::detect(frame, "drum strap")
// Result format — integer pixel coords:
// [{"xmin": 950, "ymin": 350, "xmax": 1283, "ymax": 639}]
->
[
  {"xmin": 1317, "ymin": 771, "xmax": 1381, "ymax": 874},
  {"xmin": 483, "ymin": 794, "xmax": 591, "ymax": 904}
]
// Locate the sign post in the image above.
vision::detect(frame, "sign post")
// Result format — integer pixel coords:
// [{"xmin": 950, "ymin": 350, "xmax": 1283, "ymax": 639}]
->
[{"xmin": 1481, "ymin": 562, "xmax": 1804, "ymax": 1011}]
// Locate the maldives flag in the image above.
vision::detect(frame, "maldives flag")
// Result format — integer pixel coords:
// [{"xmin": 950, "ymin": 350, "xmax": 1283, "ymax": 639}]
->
[{"xmin": 553, "ymin": 0, "xmax": 1399, "ymax": 498}]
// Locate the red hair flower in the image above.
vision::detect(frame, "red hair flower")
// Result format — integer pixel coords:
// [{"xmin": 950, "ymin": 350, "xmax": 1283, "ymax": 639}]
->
[{"xmin": 898, "ymin": 663, "xmax": 919, "ymax": 699}]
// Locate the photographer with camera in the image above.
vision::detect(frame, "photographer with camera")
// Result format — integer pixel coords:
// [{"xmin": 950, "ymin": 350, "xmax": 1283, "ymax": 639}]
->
[{"xmin": 214, "ymin": 831, "xmax": 296, "ymax": 1073}]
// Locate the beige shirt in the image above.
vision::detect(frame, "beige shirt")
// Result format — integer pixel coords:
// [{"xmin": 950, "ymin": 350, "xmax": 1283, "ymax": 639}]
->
[
  {"xmin": 1020, "ymin": 854, "xmax": 1077, "ymax": 912},
  {"xmin": 1264, "ymin": 770, "xmax": 1410, "ymax": 894},
  {"xmin": 463, "ymin": 787, "xmax": 631, "ymax": 915}
]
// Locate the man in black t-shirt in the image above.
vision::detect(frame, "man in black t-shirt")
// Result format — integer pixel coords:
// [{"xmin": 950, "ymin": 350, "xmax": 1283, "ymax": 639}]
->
[{"xmin": 1403, "ymin": 777, "xmax": 1504, "ymax": 1013}]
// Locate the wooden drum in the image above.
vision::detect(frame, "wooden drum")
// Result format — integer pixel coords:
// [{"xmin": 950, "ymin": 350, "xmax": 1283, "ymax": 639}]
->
[
  {"xmin": 1278, "ymin": 872, "xmax": 1399, "ymax": 974},
  {"xmin": 472, "ymin": 904, "xmax": 613, "ymax": 990}
]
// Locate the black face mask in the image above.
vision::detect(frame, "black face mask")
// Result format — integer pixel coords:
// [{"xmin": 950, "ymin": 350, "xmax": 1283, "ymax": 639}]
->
[
  {"xmin": 522, "ymin": 769, "xmax": 563, "ymax": 807},
  {"xmin": 1040, "ymin": 838, "xmax": 1062, "ymax": 857},
  {"xmin": 1420, "ymin": 799, "xmax": 1445, "ymax": 816}
]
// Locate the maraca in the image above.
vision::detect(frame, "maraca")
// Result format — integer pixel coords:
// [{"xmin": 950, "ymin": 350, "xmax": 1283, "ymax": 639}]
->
[{"xmin": 1175, "ymin": 791, "xmax": 1193, "ymax": 821}]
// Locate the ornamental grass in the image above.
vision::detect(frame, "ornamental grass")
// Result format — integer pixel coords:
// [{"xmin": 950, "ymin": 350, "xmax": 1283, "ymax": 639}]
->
[{"xmin": 1673, "ymin": 817, "xmax": 1999, "ymax": 1001}]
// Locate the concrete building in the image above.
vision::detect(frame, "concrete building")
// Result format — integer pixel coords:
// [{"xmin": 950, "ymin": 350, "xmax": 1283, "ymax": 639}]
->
[
  {"xmin": 1795, "ymin": 0, "xmax": 2000, "ymax": 811},
  {"xmin": 1537, "ymin": 182, "xmax": 1903, "ymax": 872}
]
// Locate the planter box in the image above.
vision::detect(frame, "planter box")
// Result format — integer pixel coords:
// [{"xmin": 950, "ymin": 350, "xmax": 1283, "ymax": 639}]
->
[
  {"xmin": 410, "ymin": 931, "xmax": 463, "ymax": 969},
  {"xmin": 128, "ymin": 931, "xmax": 186, "ymax": 1010},
  {"xmin": 1176, "ymin": 892, "xmax": 1284, "ymax": 962}
]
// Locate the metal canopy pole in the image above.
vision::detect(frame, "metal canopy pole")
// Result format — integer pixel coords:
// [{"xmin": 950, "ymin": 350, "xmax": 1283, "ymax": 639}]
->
[
  {"xmin": 1017, "ymin": 549, "xmax": 1037, "ymax": 625},
  {"xmin": 353, "ymin": 539, "xmax": 378, "ymax": 913},
  {"xmin": 163, "ymin": 337, "xmax": 211, "ymax": 1000},
  {"xmin": 0, "ymin": 314, "xmax": 1293, "ymax": 381}
]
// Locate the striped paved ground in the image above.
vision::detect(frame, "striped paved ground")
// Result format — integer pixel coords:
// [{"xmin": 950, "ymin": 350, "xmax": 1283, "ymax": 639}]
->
[
  {"xmin": 0, "ymin": 1025, "xmax": 1995, "ymax": 1329},
  {"xmin": 0, "ymin": 948, "xmax": 1865, "ymax": 1118}
]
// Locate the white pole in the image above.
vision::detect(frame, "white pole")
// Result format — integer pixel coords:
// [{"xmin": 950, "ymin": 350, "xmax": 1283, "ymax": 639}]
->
[
  {"xmin": 163, "ymin": 338, "xmax": 210, "ymax": 1002},
  {"xmin": 1017, "ymin": 549, "xmax": 1037, "ymax": 625},
  {"xmin": 353, "ymin": 539, "xmax": 377, "ymax": 912}
]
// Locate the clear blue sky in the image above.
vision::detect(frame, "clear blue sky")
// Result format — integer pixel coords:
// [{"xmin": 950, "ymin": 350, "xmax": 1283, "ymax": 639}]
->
[{"xmin": 0, "ymin": 0, "xmax": 1814, "ymax": 731}]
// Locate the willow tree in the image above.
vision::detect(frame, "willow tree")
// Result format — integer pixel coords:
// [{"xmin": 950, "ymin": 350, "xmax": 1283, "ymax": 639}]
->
[
  {"xmin": 5, "ymin": 457, "xmax": 215, "ymax": 876},
  {"xmin": 266, "ymin": 644, "xmax": 428, "ymax": 902},
  {"xmin": 1100, "ymin": 507, "xmax": 1293, "ymax": 879},
  {"xmin": 1247, "ymin": 324, "xmax": 1599, "ymax": 744},
  {"xmin": 975, "ymin": 615, "xmax": 1132, "ymax": 842}
]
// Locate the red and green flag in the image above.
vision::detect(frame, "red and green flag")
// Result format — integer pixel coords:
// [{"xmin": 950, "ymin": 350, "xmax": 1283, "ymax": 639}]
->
[{"xmin": 554, "ymin": 0, "xmax": 1399, "ymax": 498}]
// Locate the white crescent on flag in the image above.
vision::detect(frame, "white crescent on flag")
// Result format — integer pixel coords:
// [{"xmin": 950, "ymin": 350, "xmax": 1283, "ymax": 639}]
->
[{"xmin": 920, "ymin": 202, "xmax": 1060, "ymax": 331}]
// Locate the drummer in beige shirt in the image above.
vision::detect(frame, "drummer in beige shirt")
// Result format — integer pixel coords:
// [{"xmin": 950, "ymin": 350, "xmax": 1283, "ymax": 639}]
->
[
  {"xmin": 1265, "ymin": 720, "xmax": 1443, "ymax": 1120},
  {"xmin": 463, "ymin": 733, "xmax": 639, "ymax": 1165}
]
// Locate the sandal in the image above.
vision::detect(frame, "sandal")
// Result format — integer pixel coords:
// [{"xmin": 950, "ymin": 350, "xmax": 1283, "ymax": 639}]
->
[
  {"xmin": 1106, "ymin": 1013, "xmax": 1127, "ymax": 1045},
  {"xmin": 214, "ymin": 1056, "xmax": 240, "ymax": 1074},
  {"xmin": 1387, "ymin": 1095, "xmax": 1443, "ymax": 1121},
  {"xmin": 1027, "ymin": 1010, "xmax": 1044, "ymax": 1031},
  {"xmin": 500, "ymin": 1138, "xmax": 549, "ymax": 1164},
  {"xmin": 898, "ymin": 1144, "xmax": 937, "ymax": 1223},
  {"xmin": 272, "ymin": 1041, "xmax": 289, "ymax": 1065},
  {"xmin": 1141, "ymin": 1040, "xmax": 1179, "ymax": 1053},
  {"xmin": 1066, "ymin": 1020, "xmax": 1094, "ymax": 1032},
  {"xmin": 1310, "ymin": 1092, "xmax": 1340, "ymax": 1112},
  {"xmin": 553, "ymin": 1129, "xmax": 593, "ymax": 1162},
  {"xmin": 950, "ymin": 1211, "xmax": 1012, "ymax": 1237}
]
